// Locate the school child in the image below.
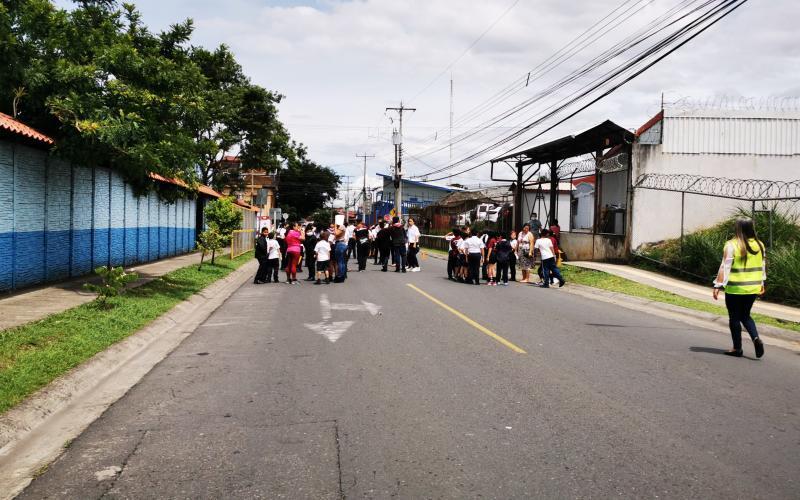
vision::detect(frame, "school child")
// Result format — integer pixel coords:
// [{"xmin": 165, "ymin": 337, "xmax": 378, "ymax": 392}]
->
[{"xmin": 314, "ymin": 232, "xmax": 332, "ymax": 284}]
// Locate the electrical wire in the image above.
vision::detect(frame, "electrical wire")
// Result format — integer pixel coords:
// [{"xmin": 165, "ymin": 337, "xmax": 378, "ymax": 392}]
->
[
  {"xmin": 414, "ymin": 0, "xmax": 749, "ymax": 182},
  {"xmin": 409, "ymin": 0, "xmax": 705, "ymax": 163}
]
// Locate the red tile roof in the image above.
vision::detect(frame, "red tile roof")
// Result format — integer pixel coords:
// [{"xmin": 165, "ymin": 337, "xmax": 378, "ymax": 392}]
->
[
  {"xmin": 197, "ymin": 184, "xmax": 223, "ymax": 198},
  {"xmin": 636, "ymin": 111, "xmax": 664, "ymax": 136},
  {"xmin": 148, "ymin": 172, "xmax": 190, "ymax": 188},
  {"xmin": 0, "ymin": 112, "xmax": 54, "ymax": 145}
]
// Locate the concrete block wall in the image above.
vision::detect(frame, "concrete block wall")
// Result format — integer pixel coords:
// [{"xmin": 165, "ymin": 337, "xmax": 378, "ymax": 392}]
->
[{"xmin": 0, "ymin": 140, "xmax": 197, "ymax": 292}]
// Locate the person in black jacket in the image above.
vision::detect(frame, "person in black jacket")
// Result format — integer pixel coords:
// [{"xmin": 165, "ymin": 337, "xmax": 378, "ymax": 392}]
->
[
  {"xmin": 389, "ymin": 216, "xmax": 407, "ymax": 273},
  {"xmin": 354, "ymin": 221, "xmax": 370, "ymax": 271},
  {"xmin": 303, "ymin": 223, "xmax": 318, "ymax": 281},
  {"xmin": 253, "ymin": 227, "xmax": 270, "ymax": 284},
  {"xmin": 375, "ymin": 221, "xmax": 392, "ymax": 272}
]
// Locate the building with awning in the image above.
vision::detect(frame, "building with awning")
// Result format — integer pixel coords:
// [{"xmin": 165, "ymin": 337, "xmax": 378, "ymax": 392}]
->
[{"xmin": 491, "ymin": 120, "xmax": 635, "ymax": 261}]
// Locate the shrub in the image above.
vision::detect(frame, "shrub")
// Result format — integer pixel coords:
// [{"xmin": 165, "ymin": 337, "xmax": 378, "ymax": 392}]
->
[
  {"xmin": 82, "ymin": 266, "xmax": 139, "ymax": 304},
  {"xmin": 636, "ymin": 207, "xmax": 800, "ymax": 306}
]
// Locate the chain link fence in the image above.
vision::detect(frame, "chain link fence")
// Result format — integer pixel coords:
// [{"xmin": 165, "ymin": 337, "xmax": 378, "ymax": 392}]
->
[{"xmin": 632, "ymin": 174, "xmax": 800, "ymax": 305}]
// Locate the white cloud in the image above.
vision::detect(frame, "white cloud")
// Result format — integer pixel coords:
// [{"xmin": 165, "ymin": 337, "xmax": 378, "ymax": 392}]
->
[{"xmin": 56, "ymin": 0, "xmax": 800, "ymax": 189}]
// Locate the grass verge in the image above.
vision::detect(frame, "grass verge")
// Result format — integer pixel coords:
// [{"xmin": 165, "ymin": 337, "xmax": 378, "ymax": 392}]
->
[
  {"xmin": 560, "ymin": 264, "xmax": 800, "ymax": 334},
  {"xmin": 0, "ymin": 251, "xmax": 254, "ymax": 415}
]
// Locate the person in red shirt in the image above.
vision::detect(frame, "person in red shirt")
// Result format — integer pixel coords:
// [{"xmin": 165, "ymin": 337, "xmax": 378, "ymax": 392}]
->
[
  {"xmin": 549, "ymin": 219, "xmax": 561, "ymax": 243},
  {"xmin": 283, "ymin": 222, "xmax": 305, "ymax": 284},
  {"xmin": 485, "ymin": 232, "xmax": 498, "ymax": 286}
]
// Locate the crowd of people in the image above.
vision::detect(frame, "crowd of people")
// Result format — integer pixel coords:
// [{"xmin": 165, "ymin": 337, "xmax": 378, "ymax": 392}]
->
[
  {"xmin": 253, "ymin": 216, "xmax": 424, "ymax": 285},
  {"xmin": 445, "ymin": 215, "xmax": 565, "ymax": 288}
]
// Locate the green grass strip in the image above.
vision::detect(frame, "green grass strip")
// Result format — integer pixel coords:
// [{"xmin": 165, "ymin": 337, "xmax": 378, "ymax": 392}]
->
[
  {"xmin": 0, "ymin": 251, "xmax": 254, "ymax": 415},
  {"xmin": 560, "ymin": 265, "xmax": 800, "ymax": 334}
]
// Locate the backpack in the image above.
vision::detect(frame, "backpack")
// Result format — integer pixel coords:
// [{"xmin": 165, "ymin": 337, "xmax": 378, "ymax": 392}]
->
[{"xmin": 495, "ymin": 239, "xmax": 512, "ymax": 263}]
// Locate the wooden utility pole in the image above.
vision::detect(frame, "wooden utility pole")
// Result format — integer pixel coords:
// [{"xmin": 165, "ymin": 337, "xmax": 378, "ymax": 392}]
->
[
  {"xmin": 356, "ymin": 153, "xmax": 375, "ymax": 221},
  {"xmin": 386, "ymin": 102, "xmax": 416, "ymax": 219}
]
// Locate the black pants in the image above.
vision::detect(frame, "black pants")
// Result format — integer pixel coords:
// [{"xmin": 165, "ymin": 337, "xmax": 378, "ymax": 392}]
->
[
  {"xmin": 540, "ymin": 257, "xmax": 564, "ymax": 288},
  {"xmin": 509, "ymin": 254, "xmax": 517, "ymax": 281},
  {"xmin": 468, "ymin": 253, "xmax": 482, "ymax": 284},
  {"xmin": 357, "ymin": 242, "xmax": 369, "ymax": 270},
  {"xmin": 447, "ymin": 253, "xmax": 456, "ymax": 278},
  {"xmin": 255, "ymin": 256, "xmax": 270, "ymax": 282},
  {"xmin": 725, "ymin": 293, "xmax": 759, "ymax": 350},
  {"xmin": 407, "ymin": 244, "xmax": 419, "ymax": 268},
  {"xmin": 347, "ymin": 239, "xmax": 356, "ymax": 260},
  {"xmin": 267, "ymin": 258, "xmax": 279, "ymax": 282},
  {"xmin": 481, "ymin": 258, "xmax": 488, "ymax": 280},
  {"xmin": 379, "ymin": 246, "xmax": 390, "ymax": 270},
  {"xmin": 373, "ymin": 242, "xmax": 379, "ymax": 264},
  {"xmin": 392, "ymin": 246, "xmax": 407, "ymax": 271},
  {"xmin": 497, "ymin": 261, "xmax": 509, "ymax": 283},
  {"xmin": 306, "ymin": 255, "xmax": 316, "ymax": 279}
]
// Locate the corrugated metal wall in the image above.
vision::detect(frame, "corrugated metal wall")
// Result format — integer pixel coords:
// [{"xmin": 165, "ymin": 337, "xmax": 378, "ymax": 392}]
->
[
  {"xmin": 663, "ymin": 116, "xmax": 800, "ymax": 155},
  {"xmin": 0, "ymin": 140, "xmax": 197, "ymax": 292}
]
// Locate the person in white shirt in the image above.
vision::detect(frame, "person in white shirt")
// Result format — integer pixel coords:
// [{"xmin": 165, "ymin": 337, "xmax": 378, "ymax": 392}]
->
[
  {"xmin": 313, "ymin": 233, "xmax": 332, "ymax": 284},
  {"xmin": 462, "ymin": 233, "xmax": 485, "ymax": 285},
  {"xmin": 406, "ymin": 218, "xmax": 422, "ymax": 272},
  {"xmin": 266, "ymin": 232, "xmax": 281, "ymax": 283},
  {"xmin": 534, "ymin": 229, "xmax": 565, "ymax": 288},
  {"xmin": 345, "ymin": 223, "xmax": 356, "ymax": 260}
]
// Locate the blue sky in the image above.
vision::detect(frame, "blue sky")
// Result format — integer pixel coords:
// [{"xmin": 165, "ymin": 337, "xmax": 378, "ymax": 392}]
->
[{"xmin": 52, "ymin": 1, "xmax": 800, "ymax": 191}]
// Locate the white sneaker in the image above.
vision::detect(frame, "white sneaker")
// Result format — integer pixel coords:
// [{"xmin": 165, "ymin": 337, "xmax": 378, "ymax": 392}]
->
[{"xmin": 412, "ymin": 268, "xmax": 420, "ymax": 272}]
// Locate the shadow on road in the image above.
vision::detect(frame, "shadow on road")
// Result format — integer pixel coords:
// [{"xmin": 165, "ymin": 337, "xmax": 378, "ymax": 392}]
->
[{"xmin": 689, "ymin": 346, "xmax": 758, "ymax": 360}]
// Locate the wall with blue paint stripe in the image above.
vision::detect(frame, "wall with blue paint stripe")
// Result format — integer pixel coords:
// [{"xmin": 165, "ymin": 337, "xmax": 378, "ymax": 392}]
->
[{"xmin": 0, "ymin": 140, "xmax": 198, "ymax": 293}]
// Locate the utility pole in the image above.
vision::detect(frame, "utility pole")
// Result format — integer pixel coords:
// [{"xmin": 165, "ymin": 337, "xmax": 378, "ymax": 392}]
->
[
  {"xmin": 386, "ymin": 102, "xmax": 416, "ymax": 219},
  {"xmin": 343, "ymin": 175, "xmax": 352, "ymax": 223},
  {"xmin": 449, "ymin": 73, "xmax": 454, "ymax": 184},
  {"xmin": 356, "ymin": 153, "xmax": 375, "ymax": 222}
]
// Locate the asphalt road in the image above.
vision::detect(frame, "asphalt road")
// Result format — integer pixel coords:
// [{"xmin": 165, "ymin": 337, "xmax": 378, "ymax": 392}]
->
[{"xmin": 19, "ymin": 256, "xmax": 800, "ymax": 499}]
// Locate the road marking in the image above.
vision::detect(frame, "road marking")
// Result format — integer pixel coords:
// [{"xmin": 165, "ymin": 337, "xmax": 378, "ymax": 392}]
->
[
  {"xmin": 406, "ymin": 284, "xmax": 527, "ymax": 354},
  {"xmin": 305, "ymin": 294, "xmax": 382, "ymax": 343}
]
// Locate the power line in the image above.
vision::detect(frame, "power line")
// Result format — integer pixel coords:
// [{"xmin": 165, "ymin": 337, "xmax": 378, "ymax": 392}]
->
[
  {"xmin": 408, "ymin": 0, "xmax": 523, "ymax": 103},
  {"xmin": 414, "ymin": 0, "xmax": 749, "ymax": 182}
]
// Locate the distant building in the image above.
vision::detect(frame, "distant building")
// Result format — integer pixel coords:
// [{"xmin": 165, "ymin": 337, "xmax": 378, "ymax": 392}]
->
[
  {"xmin": 369, "ymin": 174, "xmax": 457, "ymax": 223},
  {"xmin": 217, "ymin": 156, "xmax": 277, "ymax": 215}
]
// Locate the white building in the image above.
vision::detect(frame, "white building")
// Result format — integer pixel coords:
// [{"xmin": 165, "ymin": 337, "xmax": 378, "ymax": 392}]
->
[{"xmin": 631, "ymin": 106, "xmax": 800, "ymax": 249}]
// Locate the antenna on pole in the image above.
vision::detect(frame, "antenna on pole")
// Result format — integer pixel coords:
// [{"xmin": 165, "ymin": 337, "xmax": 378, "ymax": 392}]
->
[{"xmin": 449, "ymin": 73, "xmax": 454, "ymax": 184}]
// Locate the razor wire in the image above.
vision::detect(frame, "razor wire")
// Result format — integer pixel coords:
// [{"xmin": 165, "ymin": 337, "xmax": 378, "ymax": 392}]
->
[{"xmin": 634, "ymin": 173, "xmax": 800, "ymax": 201}]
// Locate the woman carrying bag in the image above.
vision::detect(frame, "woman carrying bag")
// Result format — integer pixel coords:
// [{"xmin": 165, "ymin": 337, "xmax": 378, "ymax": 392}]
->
[
  {"xmin": 713, "ymin": 217, "xmax": 766, "ymax": 358},
  {"xmin": 516, "ymin": 224, "xmax": 535, "ymax": 283}
]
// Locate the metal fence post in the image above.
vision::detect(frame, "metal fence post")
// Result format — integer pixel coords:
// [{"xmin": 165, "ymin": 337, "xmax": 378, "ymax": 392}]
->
[{"xmin": 679, "ymin": 192, "xmax": 685, "ymax": 271}]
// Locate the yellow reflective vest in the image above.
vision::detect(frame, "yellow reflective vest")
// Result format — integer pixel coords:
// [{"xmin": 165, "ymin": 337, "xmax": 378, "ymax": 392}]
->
[{"xmin": 726, "ymin": 238, "xmax": 764, "ymax": 295}]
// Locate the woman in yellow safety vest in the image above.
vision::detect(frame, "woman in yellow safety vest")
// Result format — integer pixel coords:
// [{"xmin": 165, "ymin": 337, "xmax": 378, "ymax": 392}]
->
[{"xmin": 712, "ymin": 217, "xmax": 766, "ymax": 358}]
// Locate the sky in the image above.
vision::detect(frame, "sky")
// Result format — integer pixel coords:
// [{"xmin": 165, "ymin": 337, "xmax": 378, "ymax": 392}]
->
[{"xmin": 54, "ymin": 0, "xmax": 800, "ymax": 197}]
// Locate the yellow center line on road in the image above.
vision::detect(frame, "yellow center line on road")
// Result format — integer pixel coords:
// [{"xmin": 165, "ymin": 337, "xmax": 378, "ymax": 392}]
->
[{"xmin": 406, "ymin": 284, "xmax": 527, "ymax": 354}]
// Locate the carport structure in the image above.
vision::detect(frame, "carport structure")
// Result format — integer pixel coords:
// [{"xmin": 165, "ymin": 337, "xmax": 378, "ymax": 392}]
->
[{"xmin": 490, "ymin": 120, "xmax": 634, "ymax": 260}]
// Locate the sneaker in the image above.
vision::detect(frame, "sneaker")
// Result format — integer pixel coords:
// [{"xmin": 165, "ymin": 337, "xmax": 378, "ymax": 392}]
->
[
  {"xmin": 558, "ymin": 280, "xmax": 565, "ymax": 288},
  {"xmin": 314, "ymin": 280, "xmax": 322, "ymax": 285},
  {"xmin": 413, "ymin": 268, "xmax": 421, "ymax": 272},
  {"xmin": 502, "ymin": 282, "xmax": 509, "ymax": 286}
]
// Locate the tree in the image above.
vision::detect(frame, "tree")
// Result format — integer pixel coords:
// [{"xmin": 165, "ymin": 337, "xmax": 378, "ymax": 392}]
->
[
  {"xmin": 1, "ymin": 1, "xmax": 206, "ymax": 191},
  {"xmin": 204, "ymin": 197, "xmax": 243, "ymax": 243},
  {"xmin": 189, "ymin": 46, "xmax": 293, "ymax": 191},
  {"xmin": 0, "ymin": 1, "xmax": 319, "ymax": 197},
  {"xmin": 277, "ymin": 145, "xmax": 341, "ymax": 218}
]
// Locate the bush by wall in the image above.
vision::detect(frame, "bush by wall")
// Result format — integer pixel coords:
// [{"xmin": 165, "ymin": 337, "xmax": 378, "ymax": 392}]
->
[{"xmin": 635, "ymin": 208, "xmax": 800, "ymax": 306}]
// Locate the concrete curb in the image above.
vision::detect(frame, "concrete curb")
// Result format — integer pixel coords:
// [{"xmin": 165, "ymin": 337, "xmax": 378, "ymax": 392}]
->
[
  {"xmin": 0, "ymin": 259, "xmax": 258, "ymax": 500},
  {"xmin": 424, "ymin": 250, "xmax": 800, "ymax": 349}
]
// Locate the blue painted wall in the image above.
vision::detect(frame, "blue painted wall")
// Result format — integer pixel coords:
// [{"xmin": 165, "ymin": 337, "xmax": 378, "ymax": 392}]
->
[{"xmin": 0, "ymin": 140, "xmax": 197, "ymax": 293}]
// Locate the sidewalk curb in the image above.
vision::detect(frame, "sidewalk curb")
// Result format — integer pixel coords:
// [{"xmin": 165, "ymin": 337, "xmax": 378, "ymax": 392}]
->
[
  {"xmin": 0, "ymin": 259, "xmax": 258, "ymax": 500},
  {"xmin": 424, "ymin": 249, "xmax": 800, "ymax": 349}
]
